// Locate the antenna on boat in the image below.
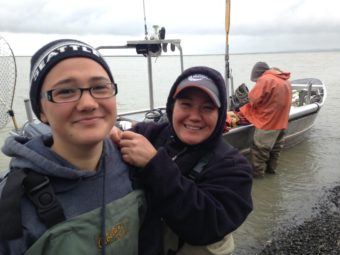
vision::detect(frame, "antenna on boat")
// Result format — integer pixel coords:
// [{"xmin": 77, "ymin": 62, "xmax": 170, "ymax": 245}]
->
[{"xmin": 142, "ymin": 0, "xmax": 149, "ymax": 39}]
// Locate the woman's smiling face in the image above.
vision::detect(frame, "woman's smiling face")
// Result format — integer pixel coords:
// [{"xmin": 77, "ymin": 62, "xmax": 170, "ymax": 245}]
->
[{"xmin": 172, "ymin": 88, "xmax": 218, "ymax": 145}]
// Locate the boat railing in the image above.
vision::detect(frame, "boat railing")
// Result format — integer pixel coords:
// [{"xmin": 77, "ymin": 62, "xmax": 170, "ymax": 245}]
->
[
  {"xmin": 291, "ymin": 78, "xmax": 326, "ymax": 108},
  {"xmin": 291, "ymin": 83, "xmax": 324, "ymax": 89},
  {"xmin": 289, "ymin": 103, "xmax": 320, "ymax": 120}
]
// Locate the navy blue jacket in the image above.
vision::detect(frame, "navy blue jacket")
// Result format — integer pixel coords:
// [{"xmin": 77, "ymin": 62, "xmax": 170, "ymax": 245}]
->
[{"xmin": 137, "ymin": 66, "xmax": 253, "ymax": 255}]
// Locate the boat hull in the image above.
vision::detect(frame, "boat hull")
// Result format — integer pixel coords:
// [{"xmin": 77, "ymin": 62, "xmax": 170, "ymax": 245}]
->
[{"xmin": 223, "ymin": 107, "xmax": 320, "ymax": 155}]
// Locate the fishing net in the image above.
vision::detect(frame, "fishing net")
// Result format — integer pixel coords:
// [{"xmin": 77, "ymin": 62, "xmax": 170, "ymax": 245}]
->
[{"xmin": 0, "ymin": 36, "xmax": 17, "ymax": 128}]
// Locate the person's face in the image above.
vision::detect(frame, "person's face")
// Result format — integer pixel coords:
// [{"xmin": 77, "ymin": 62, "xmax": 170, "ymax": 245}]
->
[
  {"xmin": 40, "ymin": 58, "xmax": 116, "ymax": 149},
  {"xmin": 172, "ymin": 88, "xmax": 218, "ymax": 145}
]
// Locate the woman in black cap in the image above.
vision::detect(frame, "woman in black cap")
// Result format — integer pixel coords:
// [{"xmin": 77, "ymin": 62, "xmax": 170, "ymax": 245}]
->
[{"xmin": 113, "ymin": 66, "xmax": 253, "ymax": 255}]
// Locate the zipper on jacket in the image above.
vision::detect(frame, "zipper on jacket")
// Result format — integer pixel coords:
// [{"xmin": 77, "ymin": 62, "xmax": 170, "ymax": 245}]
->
[{"xmin": 171, "ymin": 147, "xmax": 188, "ymax": 161}]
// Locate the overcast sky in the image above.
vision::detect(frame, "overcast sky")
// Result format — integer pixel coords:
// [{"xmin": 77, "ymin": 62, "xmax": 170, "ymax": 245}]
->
[{"xmin": 1, "ymin": 0, "xmax": 340, "ymax": 55}]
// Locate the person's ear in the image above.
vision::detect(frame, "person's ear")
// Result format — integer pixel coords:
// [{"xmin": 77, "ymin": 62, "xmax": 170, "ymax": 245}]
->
[{"xmin": 40, "ymin": 111, "xmax": 48, "ymax": 124}]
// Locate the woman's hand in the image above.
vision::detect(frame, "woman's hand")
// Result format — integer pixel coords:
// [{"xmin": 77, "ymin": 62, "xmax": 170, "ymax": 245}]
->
[
  {"xmin": 117, "ymin": 131, "xmax": 157, "ymax": 167},
  {"xmin": 110, "ymin": 125, "xmax": 123, "ymax": 144}
]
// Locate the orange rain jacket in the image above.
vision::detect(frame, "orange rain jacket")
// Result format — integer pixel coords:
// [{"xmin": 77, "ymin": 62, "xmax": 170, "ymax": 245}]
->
[{"xmin": 240, "ymin": 70, "xmax": 292, "ymax": 130}]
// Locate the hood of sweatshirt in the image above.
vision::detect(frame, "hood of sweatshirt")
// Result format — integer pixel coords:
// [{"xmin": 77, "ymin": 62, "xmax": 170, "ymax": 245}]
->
[
  {"xmin": 1, "ymin": 134, "xmax": 112, "ymax": 180},
  {"xmin": 264, "ymin": 69, "xmax": 291, "ymax": 80}
]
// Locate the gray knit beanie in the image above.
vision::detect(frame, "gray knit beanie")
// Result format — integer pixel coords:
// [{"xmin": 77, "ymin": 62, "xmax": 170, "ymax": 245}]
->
[
  {"xmin": 30, "ymin": 39, "xmax": 114, "ymax": 120},
  {"xmin": 250, "ymin": 61, "xmax": 269, "ymax": 82}
]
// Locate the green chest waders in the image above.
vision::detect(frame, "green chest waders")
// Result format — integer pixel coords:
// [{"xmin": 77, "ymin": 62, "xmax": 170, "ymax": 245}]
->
[{"xmin": 25, "ymin": 190, "xmax": 145, "ymax": 255}]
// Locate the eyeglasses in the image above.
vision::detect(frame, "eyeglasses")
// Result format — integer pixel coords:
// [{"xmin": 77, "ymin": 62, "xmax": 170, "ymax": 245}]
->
[{"xmin": 41, "ymin": 82, "xmax": 118, "ymax": 103}]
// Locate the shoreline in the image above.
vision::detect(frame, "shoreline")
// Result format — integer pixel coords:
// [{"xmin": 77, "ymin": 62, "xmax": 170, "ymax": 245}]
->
[{"xmin": 258, "ymin": 184, "xmax": 340, "ymax": 255}]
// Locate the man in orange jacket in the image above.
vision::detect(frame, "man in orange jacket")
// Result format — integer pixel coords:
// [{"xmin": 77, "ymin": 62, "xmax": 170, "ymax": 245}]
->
[{"xmin": 240, "ymin": 62, "xmax": 292, "ymax": 178}]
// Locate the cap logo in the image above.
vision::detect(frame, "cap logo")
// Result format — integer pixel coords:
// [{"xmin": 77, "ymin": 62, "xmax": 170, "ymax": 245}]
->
[
  {"xmin": 187, "ymin": 74, "xmax": 211, "ymax": 82},
  {"xmin": 31, "ymin": 42, "xmax": 101, "ymax": 82}
]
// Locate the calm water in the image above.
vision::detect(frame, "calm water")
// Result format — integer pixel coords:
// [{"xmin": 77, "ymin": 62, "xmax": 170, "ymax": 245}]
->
[{"xmin": 1, "ymin": 51, "xmax": 340, "ymax": 254}]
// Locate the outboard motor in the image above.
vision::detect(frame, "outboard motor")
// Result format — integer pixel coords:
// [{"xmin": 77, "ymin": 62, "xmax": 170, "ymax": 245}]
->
[
  {"xmin": 144, "ymin": 108, "xmax": 168, "ymax": 123},
  {"xmin": 230, "ymin": 83, "xmax": 249, "ymax": 111}
]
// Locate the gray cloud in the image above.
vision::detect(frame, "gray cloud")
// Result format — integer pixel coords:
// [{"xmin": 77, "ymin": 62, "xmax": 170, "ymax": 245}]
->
[
  {"xmin": 0, "ymin": 0, "xmax": 339, "ymax": 54},
  {"xmin": 0, "ymin": 0, "xmax": 144, "ymax": 35}
]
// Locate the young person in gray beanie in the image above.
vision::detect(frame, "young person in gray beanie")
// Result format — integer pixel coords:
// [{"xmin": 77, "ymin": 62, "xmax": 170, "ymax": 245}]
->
[
  {"xmin": 112, "ymin": 66, "xmax": 253, "ymax": 255},
  {"xmin": 240, "ymin": 61, "xmax": 292, "ymax": 178},
  {"xmin": 0, "ymin": 39, "xmax": 145, "ymax": 255}
]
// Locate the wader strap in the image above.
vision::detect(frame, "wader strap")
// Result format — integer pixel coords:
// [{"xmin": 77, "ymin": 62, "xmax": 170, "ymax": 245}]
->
[
  {"xmin": 166, "ymin": 152, "xmax": 214, "ymax": 254},
  {"xmin": 23, "ymin": 171, "xmax": 66, "ymax": 228},
  {"xmin": 0, "ymin": 170, "xmax": 27, "ymax": 239},
  {"xmin": 188, "ymin": 152, "xmax": 213, "ymax": 180},
  {"xmin": 129, "ymin": 167, "xmax": 143, "ymax": 190}
]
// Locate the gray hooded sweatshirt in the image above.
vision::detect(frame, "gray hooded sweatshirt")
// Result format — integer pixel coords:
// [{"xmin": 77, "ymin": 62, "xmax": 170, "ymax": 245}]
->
[{"xmin": 0, "ymin": 134, "xmax": 137, "ymax": 254}]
